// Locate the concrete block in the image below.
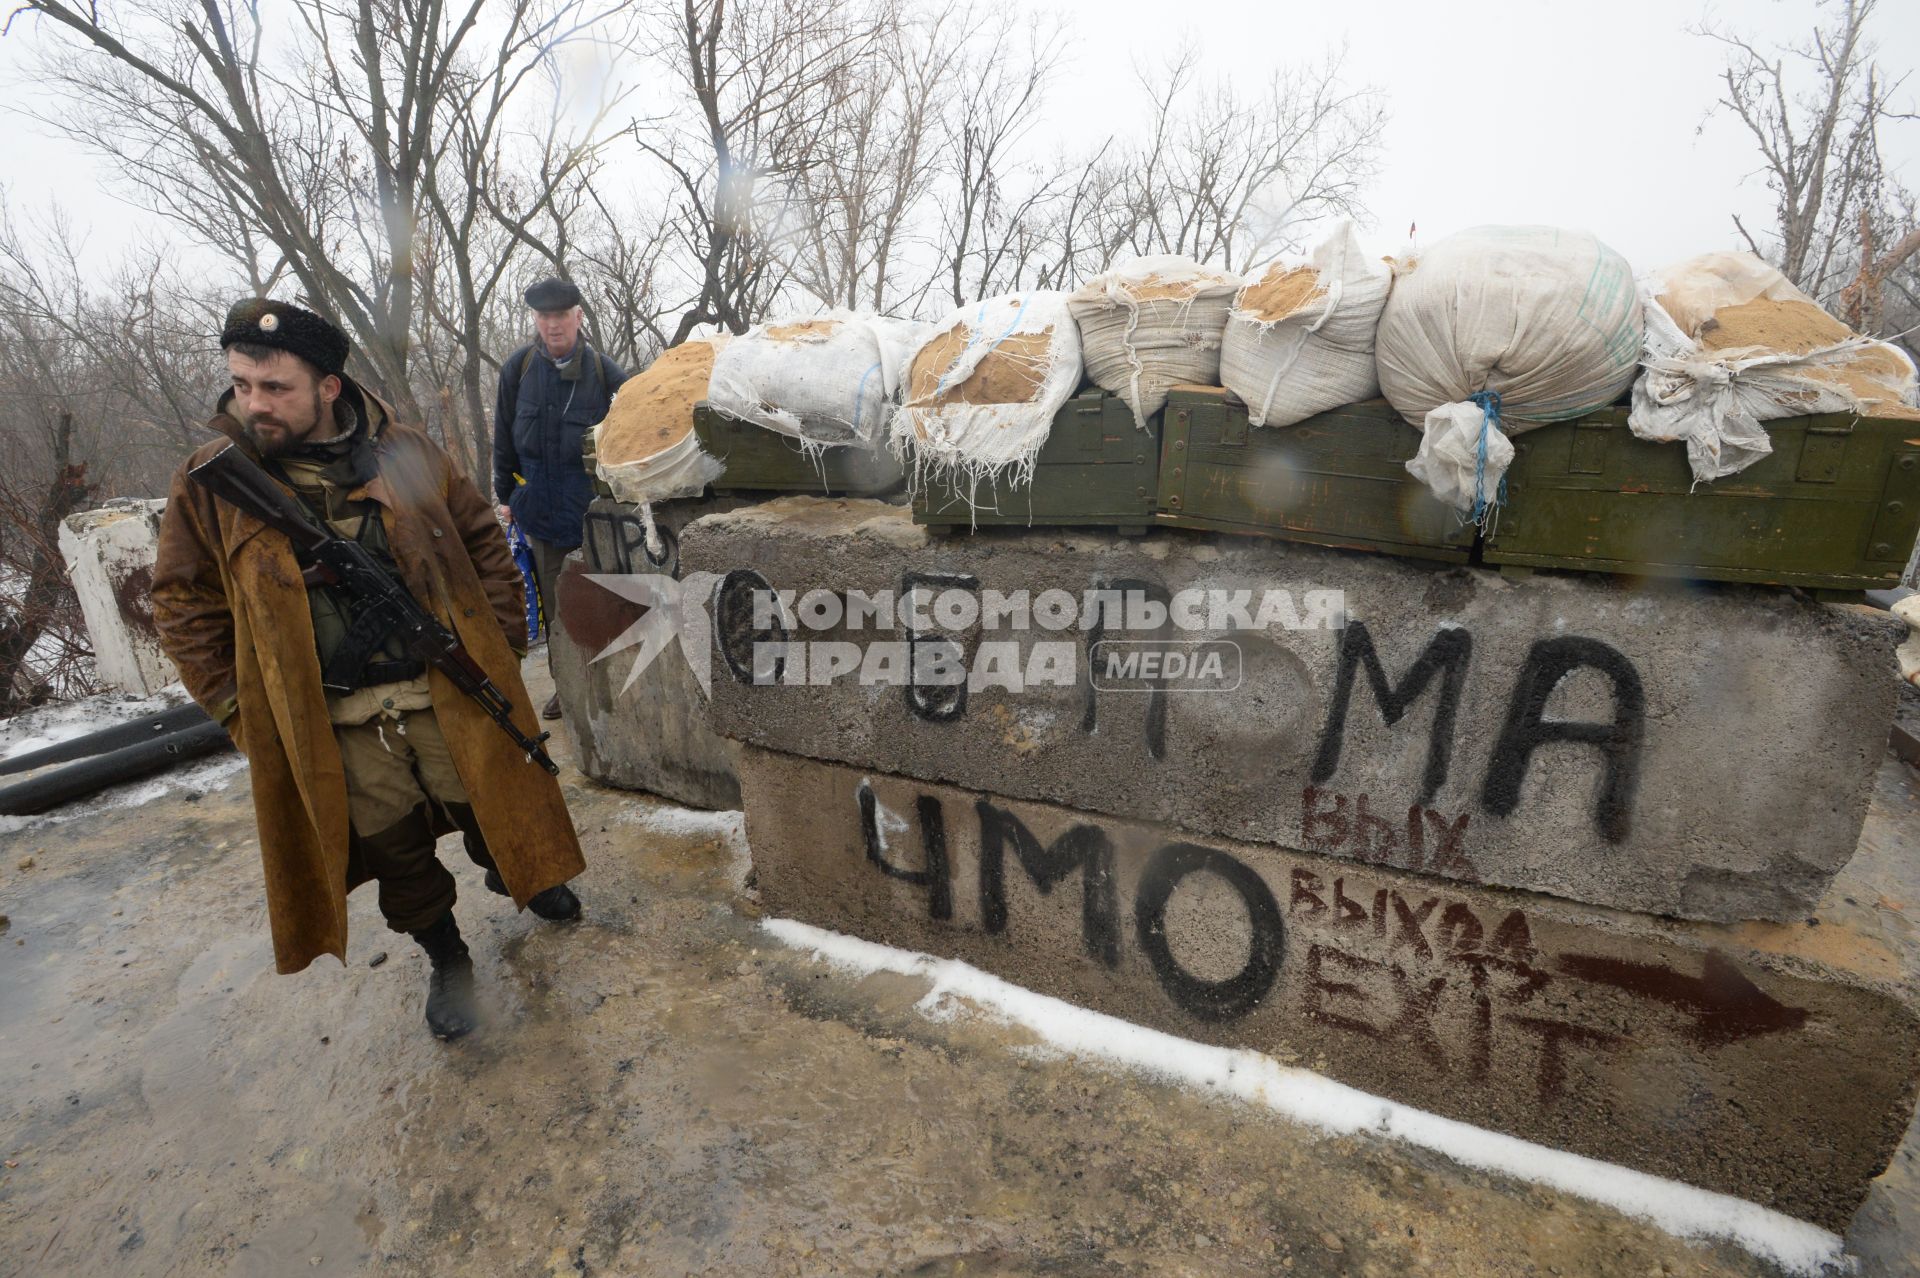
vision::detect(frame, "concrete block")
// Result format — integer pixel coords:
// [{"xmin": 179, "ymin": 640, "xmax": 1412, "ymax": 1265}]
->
[
  {"xmin": 681, "ymin": 498, "xmax": 1902, "ymax": 922},
  {"xmin": 58, "ymin": 500, "xmax": 176, "ymax": 695},
  {"xmin": 549, "ymin": 496, "xmax": 753, "ymax": 808},
  {"xmin": 736, "ymin": 742, "xmax": 1920, "ymax": 1230}
]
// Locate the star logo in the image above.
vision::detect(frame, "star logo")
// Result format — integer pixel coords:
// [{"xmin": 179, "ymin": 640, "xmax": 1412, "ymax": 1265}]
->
[{"xmin": 583, "ymin": 571, "xmax": 720, "ymax": 695}]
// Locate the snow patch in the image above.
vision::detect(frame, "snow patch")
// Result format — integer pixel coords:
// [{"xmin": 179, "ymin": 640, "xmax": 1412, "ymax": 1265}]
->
[
  {"xmin": 0, "ymin": 683, "xmax": 191, "ymax": 763},
  {"xmin": 761, "ymin": 917, "xmax": 1849, "ymax": 1277},
  {"xmin": 615, "ymin": 801, "xmax": 746, "ymax": 846},
  {"xmin": 0, "ymin": 753, "xmax": 248, "ymax": 835},
  {"xmin": 614, "ymin": 802, "xmax": 750, "ymax": 888}
]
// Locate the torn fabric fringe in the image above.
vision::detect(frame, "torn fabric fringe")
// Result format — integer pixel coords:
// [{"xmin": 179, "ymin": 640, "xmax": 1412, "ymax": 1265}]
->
[{"xmin": 891, "ymin": 291, "xmax": 1085, "ymax": 522}]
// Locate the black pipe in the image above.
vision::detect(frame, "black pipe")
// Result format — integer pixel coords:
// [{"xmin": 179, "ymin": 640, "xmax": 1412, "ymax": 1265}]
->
[
  {"xmin": 0, "ymin": 702, "xmax": 213, "ymax": 777},
  {"xmin": 0, "ymin": 720, "xmax": 236, "ymax": 817}
]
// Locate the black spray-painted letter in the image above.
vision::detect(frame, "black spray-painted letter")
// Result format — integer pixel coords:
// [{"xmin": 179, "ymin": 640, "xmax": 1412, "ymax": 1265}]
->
[
  {"xmin": 977, "ymin": 801, "xmax": 1118, "ymax": 966},
  {"xmin": 1480, "ymin": 636, "xmax": 1644, "ymax": 843},
  {"xmin": 1311, "ymin": 622, "xmax": 1472, "ymax": 804},
  {"xmin": 1134, "ymin": 843, "xmax": 1285, "ymax": 1023},
  {"xmin": 858, "ymin": 782, "xmax": 952, "ymax": 920}
]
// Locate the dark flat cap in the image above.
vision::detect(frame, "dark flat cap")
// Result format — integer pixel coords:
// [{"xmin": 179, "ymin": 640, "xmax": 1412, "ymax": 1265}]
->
[
  {"xmin": 220, "ymin": 298, "xmax": 350, "ymax": 377},
  {"xmin": 524, "ymin": 277, "xmax": 582, "ymax": 311}
]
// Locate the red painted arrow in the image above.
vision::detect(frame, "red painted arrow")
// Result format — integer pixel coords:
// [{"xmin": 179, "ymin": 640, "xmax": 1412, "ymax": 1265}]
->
[{"xmin": 1555, "ymin": 951, "xmax": 1809, "ymax": 1047}]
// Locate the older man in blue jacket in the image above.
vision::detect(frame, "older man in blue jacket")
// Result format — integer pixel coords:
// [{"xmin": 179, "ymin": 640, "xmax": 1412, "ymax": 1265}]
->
[{"xmin": 493, "ymin": 277, "xmax": 627, "ymax": 718}]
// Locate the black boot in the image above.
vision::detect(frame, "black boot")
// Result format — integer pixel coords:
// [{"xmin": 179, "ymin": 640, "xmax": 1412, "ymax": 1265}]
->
[
  {"xmin": 528, "ymin": 883, "xmax": 582, "ymax": 921},
  {"xmin": 483, "ymin": 867, "xmax": 582, "ymax": 922},
  {"xmin": 410, "ymin": 911, "xmax": 477, "ymax": 1040}
]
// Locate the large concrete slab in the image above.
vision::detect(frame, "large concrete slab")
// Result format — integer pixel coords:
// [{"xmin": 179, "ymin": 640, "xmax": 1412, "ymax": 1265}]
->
[
  {"xmin": 550, "ymin": 495, "xmax": 753, "ymax": 808},
  {"xmin": 736, "ymin": 741, "xmax": 1920, "ymax": 1231},
  {"xmin": 682, "ymin": 498, "xmax": 1903, "ymax": 922}
]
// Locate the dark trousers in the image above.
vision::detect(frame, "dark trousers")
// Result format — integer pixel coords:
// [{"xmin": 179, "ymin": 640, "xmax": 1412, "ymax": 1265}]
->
[
  {"xmin": 356, "ymin": 800, "xmax": 501, "ymax": 934},
  {"xmin": 337, "ymin": 706, "xmax": 500, "ymax": 934},
  {"xmin": 526, "ymin": 536, "xmax": 575, "ymax": 668}
]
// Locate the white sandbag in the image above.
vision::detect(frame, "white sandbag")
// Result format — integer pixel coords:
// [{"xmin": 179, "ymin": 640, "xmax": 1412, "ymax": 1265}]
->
[
  {"xmin": 1221, "ymin": 222, "xmax": 1391, "ymax": 428},
  {"xmin": 1376, "ymin": 225, "xmax": 1643, "ymax": 518},
  {"xmin": 595, "ymin": 336, "xmax": 726, "ymax": 503},
  {"xmin": 891, "ymin": 291, "xmax": 1084, "ymax": 487},
  {"xmin": 1068, "ymin": 255, "xmax": 1238, "ymax": 429},
  {"xmin": 599, "ymin": 429, "xmax": 723, "ymax": 506},
  {"xmin": 706, "ymin": 310, "xmax": 930, "ymax": 447},
  {"xmin": 1630, "ymin": 252, "xmax": 1920, "ymax": 484},
  {"xmin": 1896, "ymin": 595, "xmax": 1920, "ymax": 688}
]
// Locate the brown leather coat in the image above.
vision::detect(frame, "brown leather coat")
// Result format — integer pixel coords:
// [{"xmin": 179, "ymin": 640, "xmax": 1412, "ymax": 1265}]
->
[{"xmin": 151, "ymin": 385, "xmax": 584, "ymax": 973}]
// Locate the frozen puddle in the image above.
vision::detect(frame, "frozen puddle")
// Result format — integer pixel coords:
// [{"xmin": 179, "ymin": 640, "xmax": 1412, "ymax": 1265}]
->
[{"xmin": 763, "ymin": 916, "xmax": 1848, "ymax": 1276}]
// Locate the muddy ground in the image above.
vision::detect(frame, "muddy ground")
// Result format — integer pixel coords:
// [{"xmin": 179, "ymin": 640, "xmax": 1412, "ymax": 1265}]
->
[{"xmin": 2, "ymin": 661, "xmax": 1917, "ymax": 1278}]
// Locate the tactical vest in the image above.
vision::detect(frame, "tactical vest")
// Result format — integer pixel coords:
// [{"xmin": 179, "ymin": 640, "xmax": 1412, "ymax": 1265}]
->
[{"xmin": 273, "ymin": 448, "xmax": 422, "ymax": 691}]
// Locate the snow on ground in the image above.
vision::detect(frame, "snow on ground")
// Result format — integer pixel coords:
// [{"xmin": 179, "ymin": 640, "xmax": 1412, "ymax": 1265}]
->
[
  {"xmin": 0, "ymin": 683, "xmax": 242, "ymax": 836},
  {"xmin": 762, "ymin": 917, "xmax": 1850, "ymax": 1277},
  {"xmin": 616, "ymin": 801, "xmax": 751, "ymax": 890},
  {"xmin": 0, "ymin": 683, "xmax": 193, "ymax": 763},
  {"xmin": 0, "ymin": 754, "xmax": 247, "ymax": 837}
]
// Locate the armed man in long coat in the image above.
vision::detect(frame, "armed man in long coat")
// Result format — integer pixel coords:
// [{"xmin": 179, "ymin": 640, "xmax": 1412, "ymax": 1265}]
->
[{"xmin": 152, "ymin": 299, "xmax": 587, "ymax": 1041}]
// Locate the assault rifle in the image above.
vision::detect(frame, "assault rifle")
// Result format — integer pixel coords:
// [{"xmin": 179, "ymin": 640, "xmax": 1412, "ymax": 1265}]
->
[{"xmin": 188, "ymin": 442, "xmax": 559, "ymax": 775}]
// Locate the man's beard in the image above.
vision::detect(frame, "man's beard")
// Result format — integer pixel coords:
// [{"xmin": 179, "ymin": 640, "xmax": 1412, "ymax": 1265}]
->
[{"xmin": 245, "ymin": 389, "xmax": 327, "ymax": 456}]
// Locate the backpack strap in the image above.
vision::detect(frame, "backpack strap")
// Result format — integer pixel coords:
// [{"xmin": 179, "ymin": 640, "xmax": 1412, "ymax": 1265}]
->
[{"xmin": 499, "ymin": 344, "xmax": 540, "ymax": 418}]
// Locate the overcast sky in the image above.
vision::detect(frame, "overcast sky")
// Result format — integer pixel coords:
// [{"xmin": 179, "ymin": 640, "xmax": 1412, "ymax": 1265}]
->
[{"xmin": 0, "ymin": 0, "xmax": 1915, "ymax": 281}]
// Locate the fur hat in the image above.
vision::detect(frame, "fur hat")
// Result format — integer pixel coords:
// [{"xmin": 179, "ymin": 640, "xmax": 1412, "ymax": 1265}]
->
[{"xmin": 220, "ymin": 298, "xmax": 351, "ymax": 377}]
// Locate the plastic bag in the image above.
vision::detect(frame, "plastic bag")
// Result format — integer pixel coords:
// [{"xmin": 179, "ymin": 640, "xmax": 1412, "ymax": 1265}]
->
[{"xmin": 1405, "ymin": 399, "xmax": 1515, "ymax": 520}]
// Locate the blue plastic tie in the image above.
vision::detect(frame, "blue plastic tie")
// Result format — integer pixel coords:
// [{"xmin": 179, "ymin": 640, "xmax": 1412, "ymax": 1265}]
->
[
  {"xmin": 852, "ymin": 360, "xmax": 881, "ymax": 434},
  {"xmin": 1467, "ymin": 389, "xmax": 1507, "ymax": 530}
]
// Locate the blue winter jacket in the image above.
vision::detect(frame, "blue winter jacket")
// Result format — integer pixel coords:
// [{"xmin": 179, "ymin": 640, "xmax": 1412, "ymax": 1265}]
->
[{"xmin": 492, "ymin": 340, "xmax": 627, "ymax": 547}]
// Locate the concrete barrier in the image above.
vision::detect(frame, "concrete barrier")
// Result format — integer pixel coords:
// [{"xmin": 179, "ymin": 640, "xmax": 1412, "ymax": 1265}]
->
[
  {"xmin": 549, "ymin": 496, "xmax": 753, "ymax": 808},
  {"xmin": 682, "ymin": 498, "xmax": 1902, "ymax": 922},
  {"xmin": 736, "ymin": 741, "xmax": 1920, "ymax": 1230},
  {"xmin": 59, "ymin": 500, "xmax": 176, "ymax": 695}
]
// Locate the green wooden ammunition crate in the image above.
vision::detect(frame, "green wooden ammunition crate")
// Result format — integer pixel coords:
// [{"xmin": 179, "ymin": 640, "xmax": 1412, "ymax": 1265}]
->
[
  {"xmin": 1483, "ymin": 407, "xmax": 1920, "ymax": 590},
  {"xmin": 913, "ymin": 388, "xmax": 1160, "ymax": 533},
  {"xmin": 693, "ymin": 403, "xmax": 902, "ymax": 496},
  {"xmin": 1155, "ymin": 387, "xmax": 1475, "ymax": 562}
]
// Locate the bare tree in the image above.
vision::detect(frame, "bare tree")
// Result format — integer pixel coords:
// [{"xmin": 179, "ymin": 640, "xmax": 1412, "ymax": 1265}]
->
[
  {"xmin": 785, "ymin": 0, "xmax": 975, "ymax": 314},
  {"xmin": 637, "ymin": 0, "xmax": 891, "ymax": 342},
  {"xmin": 1701, "ymin": 0, "xmax": 1918, "ymax": 326},
  {"xmin": 0, "ymin": 200, "xmax": 220, "ymax": 495},
  {"xmin": 1095, "ymin": 44, "xmax": 1384, "ymax": 273},
  {"xmin": 570, "ymin": 191, "xmax": 680, "ymax": 367},
  {"xmin": 0, "ymin": 407, "xmax": 97, "ymax": 712},
  {"xmin": 931, "ymin": 37, "xmax": 1383, "ymax": 306},
  {"xmin": 934, "ymin": 9, "xmax": 1070, "ymax": 304},
  {"xmin": 8, "ymin": 0, "xmax": 622, "ymax": 472}
]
